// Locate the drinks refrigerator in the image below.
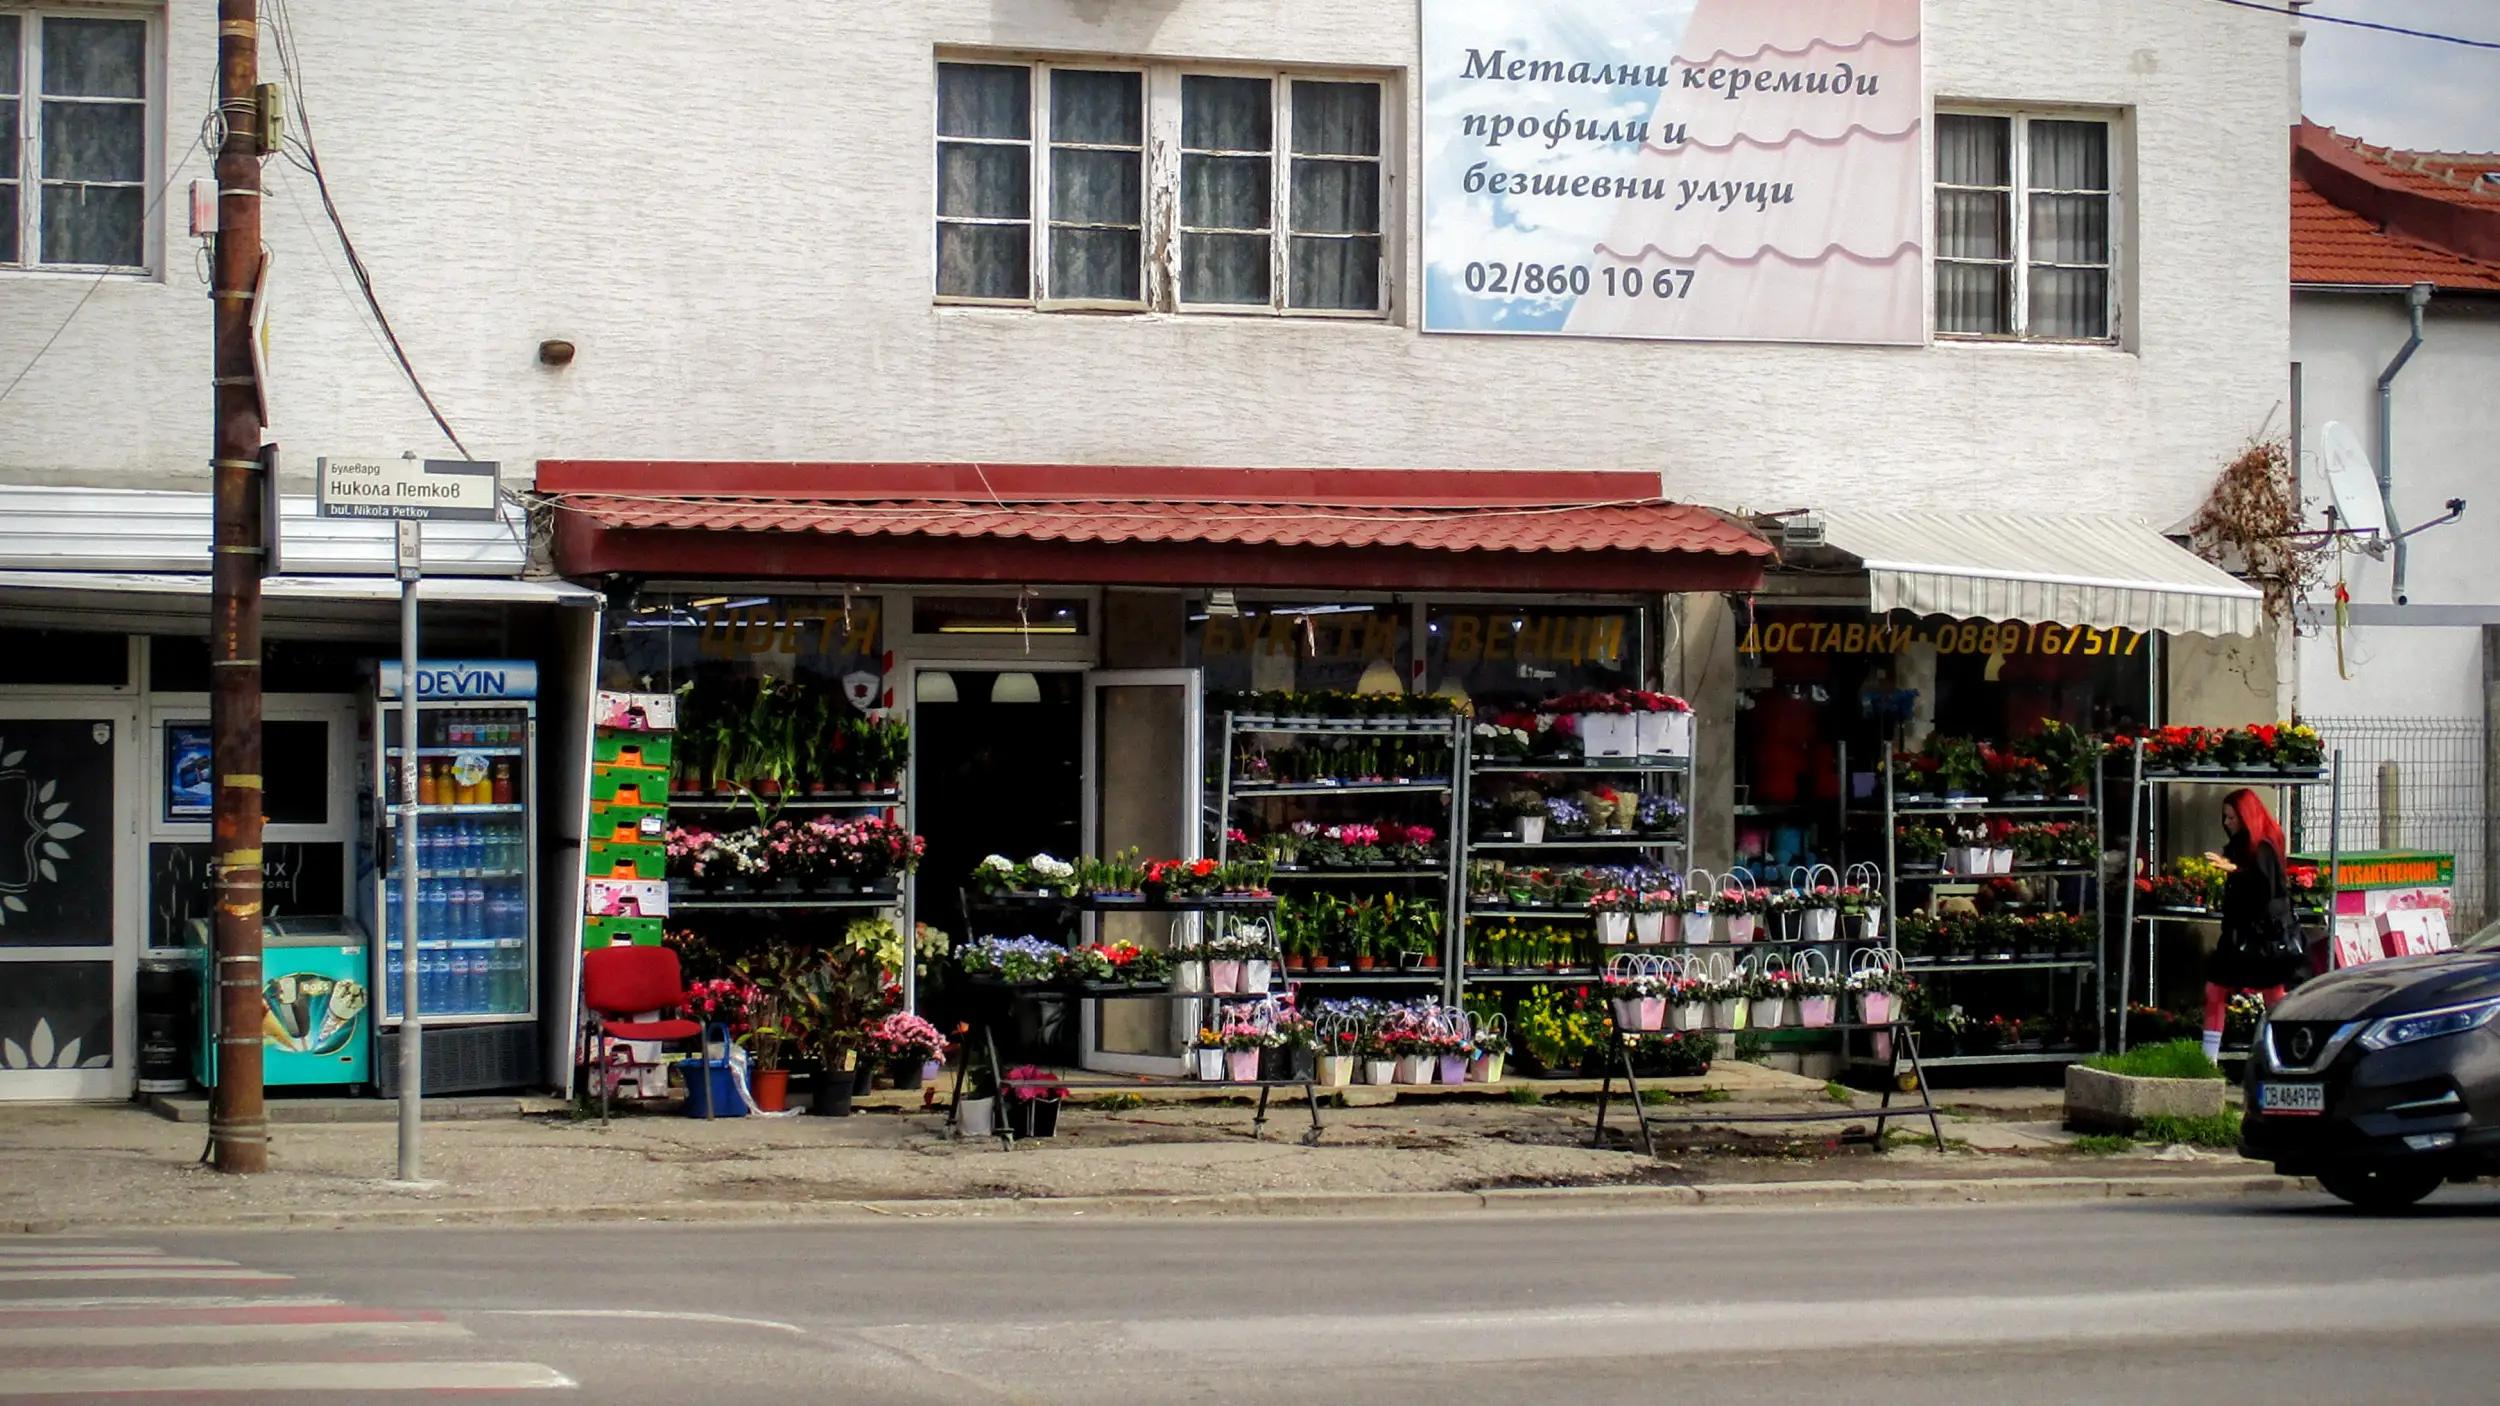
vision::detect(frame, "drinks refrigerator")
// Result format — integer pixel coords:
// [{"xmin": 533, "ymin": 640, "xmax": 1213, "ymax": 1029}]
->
[{"xmin": 364, "ymin": 695, "xmax": 539, "ymax": 1036}]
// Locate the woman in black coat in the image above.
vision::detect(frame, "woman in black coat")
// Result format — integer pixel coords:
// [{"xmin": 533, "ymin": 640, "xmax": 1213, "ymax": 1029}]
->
[{"xmin": 2202, "ymin": 788, "xmax": 2304, "ymax": 1062}]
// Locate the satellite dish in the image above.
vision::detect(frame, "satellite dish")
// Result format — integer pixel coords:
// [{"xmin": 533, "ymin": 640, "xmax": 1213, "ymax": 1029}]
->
[{"xmin": 2317, "ymin": 421, "xmax": 2388, "ymax": 539}]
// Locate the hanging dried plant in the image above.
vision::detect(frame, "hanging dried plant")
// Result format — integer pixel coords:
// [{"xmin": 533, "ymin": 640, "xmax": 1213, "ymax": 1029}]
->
[{"xmin": 2185, "ymin": 438, "xmax": 2324, "ymax": 631}]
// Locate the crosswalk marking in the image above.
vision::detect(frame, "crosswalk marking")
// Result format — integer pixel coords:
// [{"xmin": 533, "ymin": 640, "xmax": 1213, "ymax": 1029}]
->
[
  {"xmin": 0, "ymin": 1319, "xmax": 470, "ymax": 1348},
  {"xmin": 0, "ymin": 1360, "xmax": 575, "ymax": 1393},
  {"xmin": 0, "ymin": 1295, "xmax": 341, "ymax": 1311},
  {"xmin": 0, "ymin": 1249, "xmax": 169, "ymax": 1261},
  {"xmin": 0, "ymin": 1267, "xmax": 290, "ymax": 1283},
  {"xmin": 0, "ymin": 1258, "xmax": 242, "ymax": 1270}
]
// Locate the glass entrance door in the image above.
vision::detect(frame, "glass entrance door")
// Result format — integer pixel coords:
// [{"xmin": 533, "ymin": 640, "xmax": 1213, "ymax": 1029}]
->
[
  {"xmin": 1081, "ymin": 670, "xmax": 1202, "ymax": 1075},
  {"xmin": 0, "ymin": 707, "xmax": 134, "ymax": 1099}
]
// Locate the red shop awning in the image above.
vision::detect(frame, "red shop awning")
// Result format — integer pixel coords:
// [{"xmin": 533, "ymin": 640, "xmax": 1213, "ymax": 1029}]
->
[{"xmin": 537, "ymin": 462, "xmax": 1771, "ymax": 594}]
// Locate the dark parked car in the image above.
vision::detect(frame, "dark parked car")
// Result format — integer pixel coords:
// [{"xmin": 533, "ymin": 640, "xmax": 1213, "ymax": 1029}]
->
[{"xmin": 2240, "ymin": 928, "xmax": 2500, "ymax": 1210}]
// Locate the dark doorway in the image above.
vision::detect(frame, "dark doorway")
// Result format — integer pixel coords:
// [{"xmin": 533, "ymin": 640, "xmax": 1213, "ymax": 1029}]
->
[{"xmin": 913, "ymin": 669, "xmax": 1083, "ymax": 1057}]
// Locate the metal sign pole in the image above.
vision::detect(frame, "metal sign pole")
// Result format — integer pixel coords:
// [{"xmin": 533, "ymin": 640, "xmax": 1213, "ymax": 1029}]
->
[{"xmin": 395, "ymin": 520, "xmax": 424, "ymax": 1181}]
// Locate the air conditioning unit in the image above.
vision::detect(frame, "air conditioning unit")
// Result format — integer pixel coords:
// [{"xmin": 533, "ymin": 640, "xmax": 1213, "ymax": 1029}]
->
[{"xmin": 1780, "ymin": 513, "xmax": 1827, "ymax": 550}]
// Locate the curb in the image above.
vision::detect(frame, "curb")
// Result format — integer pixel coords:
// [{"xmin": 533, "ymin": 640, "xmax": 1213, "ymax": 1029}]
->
[{"xmin": 3, "ymin": 1172, "xmax": 2297, "ymax": 1235}]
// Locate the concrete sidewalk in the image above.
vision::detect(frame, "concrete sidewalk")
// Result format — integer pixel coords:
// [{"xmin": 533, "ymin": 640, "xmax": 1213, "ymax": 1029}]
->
[{"xmin": 0, "ymin": 1068, "xmax": 2277, "ymax": 1233}]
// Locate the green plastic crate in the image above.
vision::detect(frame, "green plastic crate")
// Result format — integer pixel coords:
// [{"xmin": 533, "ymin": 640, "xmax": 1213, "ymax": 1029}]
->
[
  {"xmin": 589, "ymin": 763, "xmax": 668, "ymax": 807},
  {"xmin": 586, "ymin": 839, "xmax": 665, "ymax": 880},
  {"xmin": 584, "ymin": 915, "xmax": 665, "ymax": 949},
  {"xmin": 589, "ymin": 802, "xmax": 668, "ymax": 845},
  {"xmin": 593, "ymin": 732, "xmax": 676, "ymax": 770}
]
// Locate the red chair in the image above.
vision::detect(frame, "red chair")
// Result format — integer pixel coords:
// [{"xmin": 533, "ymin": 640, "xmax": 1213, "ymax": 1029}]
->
[{"xmin": 581, "ymin": 946, "xmax": 706, "ymax": 1122}]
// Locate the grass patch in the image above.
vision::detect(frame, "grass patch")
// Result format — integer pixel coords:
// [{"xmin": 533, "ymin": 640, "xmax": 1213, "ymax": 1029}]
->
[
  {"xmin": 1824, "ymin": 1081, "xmax": 1856, "ymax": 1105},
  {"xmin": 1640, "ymin": 1089, "xmax": 1672, "ymax": 1105},
  {"xmin": 2069, "ymin": 1133, "xmax": 2135, "ymax": 1156},
  {"xmin": 2136, "ymin": 1110, "xmax": 2242, "ymax": 1148},
  {"xmin": 1508, "ymin": 1085, "xmax": 1545, "ymax": 1106},
  {"xmin": 2081, "ymin": 1040, "xmax": 2222, "ymax": 1081},
  {"xmin": 1885, "ymin": 1131, "xmax": 1974, "ymax": 1153}
]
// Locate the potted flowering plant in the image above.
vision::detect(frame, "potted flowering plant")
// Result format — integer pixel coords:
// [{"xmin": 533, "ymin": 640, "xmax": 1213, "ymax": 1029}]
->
[
  {"xmin": 1066, "ymin": 940, "xmax": 1172, "ymax": 990},
  {"xmin": 1553, "ymin": 689, "xmax": 1640, "ymax": 760},
  {"xmin": 1004, "ymin": 1065, "xmax": 1064, "ymax": 1139},
  {"xmin": 1544, "ymin": 795, "xmax": 1591, "ymax": 838},
  {"xmin": 1357, "ymin": 1026, "xmax": 1398, "ymax": 1086},
  {"xmin": 864, "ymin": 1011, "xmax": 945, "ymax": 1087},
  {"xmin": 1704, "ymin": 972, "xmax": 1751, "ymax": 1032},
  {"xmin": 664, "ymin": 824, "xmax": 730, "ymax": 891},
  {"xmin": 1932, "ymin": 737, "xmax": 1987, "ymax": 798},
  {"xmin": 1794, "ymin": 951, "xmax": 1842, "ymax": 1028},
  {"xmin": 1752, "ymin": 965, "xmax": 1798, "ymax": 1029},
  {"xmin": 1630, "ymin": 691, "xmax": 1695, "ymax": 760},
  {"xmin": 1464, "ymin": 1010, "xmax": 1508, "ymax": 1083},
  {"xmin": 1847, "ymin": 960, "xmax": 1910, "ymax": 1025},
  {"xmin": 1590, "ymin": 887, "xmax": 1636, "ymax": 946},
  {"xmin": 1798, "ymin": 884, "xmax": 1841, "ymax": 943},
  {"xmin": 1762, "ymin": 886, "xmax": 1805, "ymax": 941},
  {"xmin": 1380, "ymin": 822, "xmax": 1440, "ymax": 868},
  {"xmin": 1714, "ymin": 885, "xmax": 1761, "ymax": 944},
  {"xmin": 971, "ymin": 853, "xmax": 1021, "ymax": 898},
  {"xmin": 1664, "ymin": 974, "xmax": 1709, "ymax": 1031},
  {"xmin": 1896, "ymin": 823, "xmax": 1947, "ymax": 869},
  {"xmin": 1605, "ymin": 971, "xmax": 1668, "ymax": 1033},
  {"xmin": 1631, "ymin": 887, "xmax": 1673, "ymax": 945},
  {"xmin": 1637, "ymin": 793, "xmax": 1686, "ymax": 836},
  {"xmin": 1191, "ymin": 1026, "xmax": 1226, "ymax": 1081},
  {"xmin": 1676, "ymin": 887, "xmax": 1713, "ymax": 944},
  {"xmin": 958, "ymin": 935, "xmax": 1068, "ymax": 985},
  {"xmin": 1496, "ymin": 792, "xmax": 1549, "ymax": 844},
  {"xmin": 1315, "ymin": 1024, "xmax": 1360, "ymax": 1087},
  {"xmin": 1220, "ymin": 1017, "xmax": 1267, "ymax": 1082},
  {"xmin": 1021, "ymin": 852, "xmax": 1078, "ymax": 898}
]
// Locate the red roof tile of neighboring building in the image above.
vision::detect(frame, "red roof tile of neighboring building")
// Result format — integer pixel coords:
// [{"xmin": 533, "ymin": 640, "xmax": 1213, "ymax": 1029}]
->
[
  {"xmin": 2294, "ymin": 122, "xmax": 2500, "ymax": 289},
  {"xmin": 2292, "ymin": 175, "xmax": 2500, "ymax": 291}
]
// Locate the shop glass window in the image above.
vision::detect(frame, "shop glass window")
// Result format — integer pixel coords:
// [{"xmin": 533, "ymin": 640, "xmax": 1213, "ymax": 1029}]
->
[
  {"xmin": 910, "ymin": 595, "xmax": 1089, "ymax": 638},
  {"xmin": 0, "ymin": 628, "xmax": 126, "ymax": 685},
  {"xmin": 1185, "ymin": 600, "xmax": 1410, "ymax": 697},
  {"xmin": 1423, "ymin": 605, "xmax": 1641, "ymax": 715},
  {"xmin": 146, "ymin": 636, "xmax": 367, "ymax": 694},
  {"xmin": 2, "ymin": 10, "xmax": 152, "ymax": 272},
  {"xmin": 1935, "ymin": 111, "xmax": 2114, "ymax": 342},
  {"xmin": 939, "ymin": 57, "xmax": 1387, "ymax": 317}
]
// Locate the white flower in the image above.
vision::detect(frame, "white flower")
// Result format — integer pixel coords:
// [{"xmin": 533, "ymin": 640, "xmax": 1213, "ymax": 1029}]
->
[
  {"xmin": 975, "ymin": 855, "xmax": 1016, "ymax": 876},
  {"xmin": 1028, "ymin": 854, "xmax": 1074, "ymax": 880}
]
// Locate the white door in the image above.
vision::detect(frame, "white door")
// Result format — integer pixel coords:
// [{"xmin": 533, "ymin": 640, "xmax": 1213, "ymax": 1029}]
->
[
  {"xmin": 0, "ymin": 704, "xmax": 136, "ymax": 1099},
  {"xmin": 1080, "ymin": 669, "xmax": 1202, "ymax": 1076}
]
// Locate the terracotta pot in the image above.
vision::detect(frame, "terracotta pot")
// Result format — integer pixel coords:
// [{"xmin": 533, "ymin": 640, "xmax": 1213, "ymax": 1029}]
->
[
  {"xmin": 750, "ymin": 1069, "xmax": 790, "ymax": 1113},
  {"xmin": 1353, "ymin": 954, "xmax": 1376, "ymax": 971}
]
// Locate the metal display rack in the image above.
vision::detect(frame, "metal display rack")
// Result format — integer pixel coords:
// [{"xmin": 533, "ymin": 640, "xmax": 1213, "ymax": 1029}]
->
[
  {"xmin": 1456, "ymin": 749, "xmax": 1691, "ymax": 987},
  {"xmin": 1213, "ymin": 712, "xmax": 1471, "ymax": 1001},
  {"xmin": 1877, "ymin": 743, "xmax": 2108, "ymax": 1068},
  {"xmin": 1590, "ymin": 1008, "xmax": 1945, "ymax": 1155},
  {"xmin": 663, "ymin": 789, "xmax": 915, "ymax": 985},
  {"xmin": 2111, "ymin": 740, "xmax": 2341, "ymax": 1052},
  {"xmin": 947, "ymin": 891, "xmax": 1319, "ymax": 1148}
]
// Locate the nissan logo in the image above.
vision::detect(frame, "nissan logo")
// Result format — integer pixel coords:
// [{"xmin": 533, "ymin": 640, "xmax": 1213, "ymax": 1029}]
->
[{"xmin": 2289, "ymin": 1028, "xmax": 2317, "ymax": 1061}]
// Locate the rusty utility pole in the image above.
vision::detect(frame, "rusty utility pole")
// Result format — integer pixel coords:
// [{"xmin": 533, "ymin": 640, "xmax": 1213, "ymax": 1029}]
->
[{"xmin": 209, "ymin": 0, "xmax": 269, "ymax": 1174}]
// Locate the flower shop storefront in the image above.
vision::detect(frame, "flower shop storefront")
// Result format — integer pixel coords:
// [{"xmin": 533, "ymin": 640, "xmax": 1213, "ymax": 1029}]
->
[{"xmin": 545, "ymin": 462, "xmax": 1771, "ymax": 1098}]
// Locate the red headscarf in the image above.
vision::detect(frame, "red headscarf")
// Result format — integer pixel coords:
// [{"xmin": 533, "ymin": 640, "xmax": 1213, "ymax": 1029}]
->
[{"xmin": 2224, "ymin": 789, "xmax": 2286, "ymax": 862}]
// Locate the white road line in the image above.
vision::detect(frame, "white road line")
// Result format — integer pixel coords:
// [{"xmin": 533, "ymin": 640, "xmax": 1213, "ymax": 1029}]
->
[
  {"xmin": 0, "ymin": 1296, "xmax": 341, "ymax": 1311},
  {"xmin": 0, "ymin": 1258, "xmax": 240, "ymax": 1269},
  {"xmin": 479, "ymin": 1307, "xmax": 808, "ymax": 1336},
  {"xmin": 0, "ymin": 1249, "xmax": 165, "ymax": 1260},
  {"xmin": 0, "ymin": 1320, "xmax": 470, "ymax": 1348},
  {"xmin": 0, "ymin": 1361, "xmax": 574, "ymax": 1393},
  {"xmin": 0, "ymin": 1268, "xmax": 289, "ymax": 1283}
]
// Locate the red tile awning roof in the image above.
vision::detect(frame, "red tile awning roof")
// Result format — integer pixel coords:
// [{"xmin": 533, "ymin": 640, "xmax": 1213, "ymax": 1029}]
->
[
  {"xmin": 2294, "ymin": 122, "xmax": 2500, "ymax": 291},
  {"xmin": 537, "ymin": 463, "xmax": 1771, "ymax": 594}
]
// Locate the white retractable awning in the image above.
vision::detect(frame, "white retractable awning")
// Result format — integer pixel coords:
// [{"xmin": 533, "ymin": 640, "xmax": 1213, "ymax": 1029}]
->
[
  {"xmin": 0, "ymin": 484, "xmax": 530, "ymax": 576},
  {"xmin": 1816, "ymin": 510, "xmax": 2262, "ymax": 638}
]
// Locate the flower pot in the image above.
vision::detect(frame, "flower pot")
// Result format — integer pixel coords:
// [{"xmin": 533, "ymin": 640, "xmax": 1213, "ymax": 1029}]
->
[
  {"xmin": 1596, "ymin": 912, "xmax": 1632, "ymax": 945},
  {"xmin": 1436, "ymin": 1054, "xmax": 1469, "ymax": 1085},
  {"xmin": 1638, "ymin": 709, "xmax": 1693, "ymax": 760},
  {"xmin": 1467, "ymin": 1052, "xmax": 1506, "ymax": 1083},
  {"xmin": 1518, "ymin": 816, "xmax": 1547, "ymax": 845},
  {"xmin": 1394, "ymin": 1054, "xmax": 1431, "ymax": 1085},
  {"xmin": 750, "ymin": 1068, "xmax": 791, "ymax": 1113},
  {"xmin": 1610, "ymin": 996, "xmax": 1642, "ymax": 1031},
  {"xmin": 1725, "ymin": 915, "xmax": 1757, "ymax": 944},
  {"xmin": 1680, "ymin": 912, "xmax": 1713, "ymax": 945},
  {"xmin": 1804, "ymin": 909, "xmax": 1838, "ymax": 943},
  {"xmin": 1633, "ymin": 912, "xmax": 1668, "ymax": 945},
  {"xmin": 1673, "ymin": 1002, "xmax": 1707, "ymax": 1032},
  {"xmin": 1243, "ymin": 959, "xmax": 1272, "ymax": 991},
  {"xmin": 1755, "ymin": 997, "xmax": 1790, "ymax": 1029},
  {"xmin": 1990, "ymin": 847, "xmax": 2016, "ymax": 875},
  {"xmin": 1352, "ymin": 955, "xmax": 1376, "ymax": 972},
  {"xmin": 1011, "ymin": 1097, "xmax": 1060, "ymax": 1140},
  {"xmin": 1317, "ymin": 1055, "xmax": 1354, "ymax": 1088},
  {"xmin": 1639, "ymin": 996, "xmax": 1668, "ymax": 1031},
  {"xmin": 958, "ymin": 1096, "xmax": 995, "ymax": 1138},
  {"xmin": 1225, "ymin": 1049, "xmax": 1262, "ymax": 1082},
  {"xmin": 1579, "ymin": 712, "xmax": 1640, "ymax": 759},
  {"xmin": 676, "ymin": 1058, "xmax": 748, "ymax": 1118},
  {"xmin": 1194, "ymin": 1047, "xmax": 1225, "ymax": 1081},
  {"xmin": 889, "ymin": 1058, "xmax": 926, "ymax": 1090},
  {"xmin": 809, "ymin": 1074, "xmax": 855, "ymax": 1117},
  {"xmin": 1799, "ymin": 995, "xmax": 1837, "ymax": 1029},
  {"xmin": 1856, "ymin": 991, "xmax": 1896, "ymax": 1025},
  {"xmin": 1947, "ymin": 846, "xmax": 1987, "ymax": 876},
  {"xmin": 852, "ymin": 1062, "xmax": 877, "ymax": 1096},
  {"xmin": 1712, "ymin": 998, "xmax": 1750, "ymax": 1031},
  {"xmin": 1363, "ymin": 1058, "xmax": 1397, "ymax": 1086},
  {"xmin": 1209, "ymin": 960, "xmax": 1243, "ymax": 994}
]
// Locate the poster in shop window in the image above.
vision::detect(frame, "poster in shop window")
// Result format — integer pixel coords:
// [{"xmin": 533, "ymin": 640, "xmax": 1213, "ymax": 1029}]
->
[{"xmin": 1420, "ymin": 0, "xmax": 1923, "ymax": 344}]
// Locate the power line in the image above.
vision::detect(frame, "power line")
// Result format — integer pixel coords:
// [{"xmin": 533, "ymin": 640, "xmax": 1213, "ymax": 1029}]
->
[
  {"xmin": 0, "ymin": 143, "xmax": 203, "ymax": 413},
  {"xmin": 2207, "ymin": 0, "xmax": 2500, "ymax": 50}
]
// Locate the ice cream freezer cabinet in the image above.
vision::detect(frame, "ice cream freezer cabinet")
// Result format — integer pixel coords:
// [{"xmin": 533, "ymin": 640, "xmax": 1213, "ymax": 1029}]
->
[{"xmin": 189, "ymin": 916, "xmax": 373, "ymax": 1089}]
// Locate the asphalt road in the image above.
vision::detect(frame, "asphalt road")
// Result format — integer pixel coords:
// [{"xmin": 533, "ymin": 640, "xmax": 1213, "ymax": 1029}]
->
[{"xmin": 6, "ymin": 1186, "xmax": 2500, "ymax": 1402}]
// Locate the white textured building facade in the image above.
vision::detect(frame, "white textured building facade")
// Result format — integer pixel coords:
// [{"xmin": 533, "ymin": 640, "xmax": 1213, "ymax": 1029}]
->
[{"xmin": 0, "ymin": 0, "xmax": 2293, "ymax": 524}]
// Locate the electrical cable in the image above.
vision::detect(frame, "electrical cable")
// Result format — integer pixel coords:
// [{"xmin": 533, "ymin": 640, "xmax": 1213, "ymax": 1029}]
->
[
  {"xmin": 2203, "ymin": 0, "xmax": 2500, "ymax": 50},
  {"xmin": 0, "ymin": 140, "xmax": 204, "ymax": 412}
]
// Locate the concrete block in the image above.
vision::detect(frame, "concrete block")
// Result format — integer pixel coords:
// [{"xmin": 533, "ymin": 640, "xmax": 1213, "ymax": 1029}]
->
[{"xmin": 2063, "ymin": 1065, "xmax": 2225, "ymax": 1133}]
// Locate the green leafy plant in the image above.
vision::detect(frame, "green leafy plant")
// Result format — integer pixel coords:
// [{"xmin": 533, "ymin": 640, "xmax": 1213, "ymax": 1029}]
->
[
  {"xmin": 2070, "ymin": 1133, "xmax": 2134, "ymax": 1156},
  {"xmin": 2081, "ymin": 1039, "xmax": 2223, "ymax": 1081},
  {"xmin": 2134, "ymin": 1110, "xmax": 2242, "ymax": 1147}
]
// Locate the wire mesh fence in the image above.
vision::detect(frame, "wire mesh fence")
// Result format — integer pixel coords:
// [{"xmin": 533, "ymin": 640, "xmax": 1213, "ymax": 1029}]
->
[{"xmin": 2298, "ymin": 716, "xmax": 2489, "ymax": 932}]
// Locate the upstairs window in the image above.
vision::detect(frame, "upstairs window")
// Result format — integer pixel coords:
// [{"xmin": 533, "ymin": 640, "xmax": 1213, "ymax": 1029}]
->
[
  {"xmin": 3, "ymin": 9, "xmax": 152, "ymax": 272},
  {"xmin": 1935, "ymin": 111, "xmax": 2113, "ymax": 342},
  {"xmin": 937, "ymin": 58, "xmax": 1387, "ymax": 317}
]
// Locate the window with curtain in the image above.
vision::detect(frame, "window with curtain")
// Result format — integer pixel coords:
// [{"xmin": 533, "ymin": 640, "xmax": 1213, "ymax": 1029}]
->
[
  {"xmin": 3, "ymin": 9, "xmax": 152, "ymax": 273},
  {"xmin": 1934, "ymin": 111, "xmax": 2113, "ymax": 342},
  {"xmin": 938, "ymin": 57, "xmax": 1388, "ymax": 317}
]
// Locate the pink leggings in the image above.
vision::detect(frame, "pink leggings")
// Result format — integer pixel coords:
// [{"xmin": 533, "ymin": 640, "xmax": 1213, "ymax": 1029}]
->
[{"xmin": 2206, "ymin": 983, "xmax": 2286, "ymax": 1033}]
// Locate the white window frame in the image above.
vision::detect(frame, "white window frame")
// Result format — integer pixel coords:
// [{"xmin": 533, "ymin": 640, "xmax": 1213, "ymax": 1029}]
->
[
  {"xmin": 2, "ymin": 4, "xmax": 161, "ymax": 277},
  {"xmin": 1033, "ymin": 61, "xmax": 1148, "ymax": 313},
  {"xmin": 1933, "ymin": 105, "xmax": 2120, "ymax": 346},
  {"xmin": 934, "ymin": 53, "xmax": 1391, "ymax": 320}
]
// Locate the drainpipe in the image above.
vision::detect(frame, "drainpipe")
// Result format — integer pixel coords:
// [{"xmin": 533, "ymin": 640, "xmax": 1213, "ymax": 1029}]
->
[{"xmin": 2377, "ymin": 282, "xmax": 2432, "ymax": 603}]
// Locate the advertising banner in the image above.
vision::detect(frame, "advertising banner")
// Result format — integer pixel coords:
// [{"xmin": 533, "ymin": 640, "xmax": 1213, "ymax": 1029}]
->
[{"xmin": 1420, "ymin": 0, "xmax": 1923, "ymax": 344}]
